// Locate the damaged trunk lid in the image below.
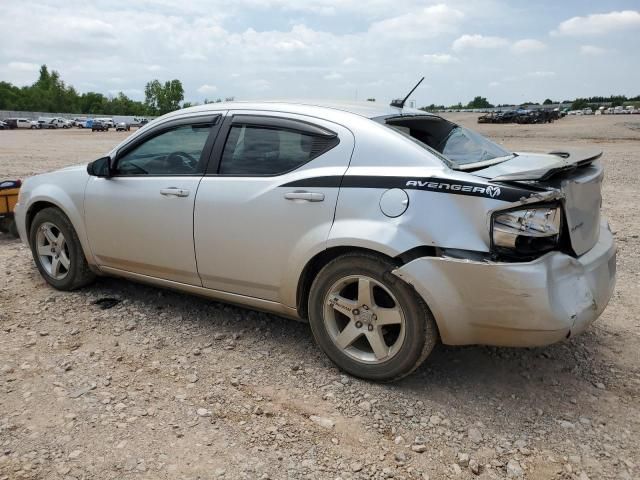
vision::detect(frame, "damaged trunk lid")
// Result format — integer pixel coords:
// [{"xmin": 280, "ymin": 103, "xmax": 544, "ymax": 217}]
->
[{"xmin": 472, "ymin": 149, "xmax": 603, "ymax": 256}]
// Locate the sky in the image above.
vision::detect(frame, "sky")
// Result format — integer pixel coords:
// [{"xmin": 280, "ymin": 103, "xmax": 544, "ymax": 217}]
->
[{"xmin": 1, "ymin": 0, "xmax": 639, "ymax": 107}]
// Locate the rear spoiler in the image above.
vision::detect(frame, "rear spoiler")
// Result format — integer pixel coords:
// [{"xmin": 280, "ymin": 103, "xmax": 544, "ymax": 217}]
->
[{"xmin": 491, "ymin": 149, "xmax": 602, "ymax": 182}]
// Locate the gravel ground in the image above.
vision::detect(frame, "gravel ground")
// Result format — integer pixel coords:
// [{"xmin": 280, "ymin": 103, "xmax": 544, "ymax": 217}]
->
[{"xmin": 0, "ymin": 115, "xmax": 639, "ymax": 480}]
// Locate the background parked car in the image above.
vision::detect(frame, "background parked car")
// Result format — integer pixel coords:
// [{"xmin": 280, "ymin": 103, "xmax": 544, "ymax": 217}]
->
[
  {"xmin": 97, "ymin": 118, "xmax": 115, "ymax": 128},
  {"xmin": 115, "ymin": 122, "xmax": 130, "ymax": 132},
  {"xmin": 0, "ymin": 120, "xmax": 7, "ymax": 130},
  {"xmin": 37, "ymin": 117, "xmax": 58, "ymax": 129},
  {"xmin": 54, "ymin": 118, "xmax": 71, "ymax": 128},
  {"xmin": 130, "ymin": 117, "xmax": 149, "ymax": 127},
  {"xmin": 13, "ymin": 118, "xmax": 38, "ymax": 129},
  {"xmin": 91, "ymin": 120, "xmax": 109, "ymax": 132}
]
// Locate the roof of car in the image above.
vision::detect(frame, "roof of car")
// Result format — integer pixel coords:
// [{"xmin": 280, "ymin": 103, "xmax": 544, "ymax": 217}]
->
[{"xmin": 174, "ymin": 100, "xmax": 432, "ymax": 120}]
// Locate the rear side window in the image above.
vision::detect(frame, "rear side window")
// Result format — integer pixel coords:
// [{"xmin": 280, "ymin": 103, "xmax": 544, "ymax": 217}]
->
[{"xmin": 219, "ymin": 124, "xmax": 338, "ymax": 176}]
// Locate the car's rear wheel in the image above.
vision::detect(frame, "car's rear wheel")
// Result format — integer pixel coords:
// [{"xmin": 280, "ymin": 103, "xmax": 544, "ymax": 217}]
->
[
  {"xmin": 29, "ymin": 207, "xmax": 95, "ymax": 290},
  {"xmin": 308, "ymin": 252, "xmax": 438, "ymax": 382}
]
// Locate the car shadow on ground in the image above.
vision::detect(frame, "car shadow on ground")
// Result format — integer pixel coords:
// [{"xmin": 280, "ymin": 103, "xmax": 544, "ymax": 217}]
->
[{"xmin": 82, "ymin": 275, "xmax": 612, "ymax": 420}]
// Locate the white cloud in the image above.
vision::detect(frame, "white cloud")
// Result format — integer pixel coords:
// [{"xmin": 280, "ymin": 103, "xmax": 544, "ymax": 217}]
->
[
  {"xmin": 526, "ymin": 71, "xmax": 556, "ymax": 78},
  {"xmin": 369, "ymin": 4, "xmax": 464, "ymax": 39},
  {"xmin": 274, "ymin": 39, "xmax": 307, "ymax": 51},
  {"xmin": 248, "ymin": 79, "xmax": 271, "ymax": 91},
  {"xmin": 0, "ymin": 1, "xmax": 638, "ymax": 107},
  {"xmin": 181, "ymin": 52, "xmax": 207, "ymax": 61},
  {"xmin": 511, "ymin": 39, "xmax": 546, "ymax": 54},
  {"xmin": 553, "ymin": 10, "xmax": 640, "ymax": 36},
  {"xmin": 422, "ymin": 53, "xmax": 459, "ymax": 64},
  {"xmin": 452, "ymin": 34, "xmax": 508, "ymax": 51},
  {"xmin": 7, "ymin": 62, "xmax": 40, "ymax": 71},
  {"xmin": 323, "ymin": 72, "xmax": 342, "ymax": 80},
  {"xmin": 580, "ymin": 45, "xmax": 608, "ymax": 56},
  {"xmin": 197, "ymin": 84, "xmax": 218, "ymax": 94}
]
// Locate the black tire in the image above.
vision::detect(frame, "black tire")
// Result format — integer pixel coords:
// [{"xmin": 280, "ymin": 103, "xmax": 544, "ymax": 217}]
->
[
  {"xmin": 29, "ymin": 207, "xmax": 95, "ymax": 290},
  {"xmin": 308, "ymin": 252, "xmax": 438, "ymax": 382}
]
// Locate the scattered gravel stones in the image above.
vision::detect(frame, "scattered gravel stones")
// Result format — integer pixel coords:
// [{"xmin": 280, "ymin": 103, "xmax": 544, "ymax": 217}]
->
[
  {"xmin": 1, "ymin": 118, "xmax": 639, "ymax": 479},
  {"xmin": 68, "ymin": 450, "xmax": 82, "ymax": 460},
  {"xmin": 457, "ymin": 453, "xmax": 470, "ymax": 467},
  {"xmin": 309, "ymin": 416, "xmax": 335, "ymax": 429},
  {"xmin": 469, "ymin": 458, "xmax": 480, "ymax": 475},
  {"xmin": 506, "ymin": 459, "xmax": 524, "ymax": 478},
  {"xmin": 468, "ymin": 427, "xmax": 482, "ymax": 444}
]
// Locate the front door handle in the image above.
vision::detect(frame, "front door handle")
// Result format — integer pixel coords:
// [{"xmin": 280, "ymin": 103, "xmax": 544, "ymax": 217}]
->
[
  {"xmin": 284, "ymin": 191, "xmax": 325, "ymax": 202},
  {"xmin": 160, "ymin": 187, "xmax": 190, "ymax": 197}
]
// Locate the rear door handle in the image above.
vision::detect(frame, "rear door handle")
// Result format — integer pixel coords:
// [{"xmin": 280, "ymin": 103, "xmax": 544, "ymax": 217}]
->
[
  {"xmin": 160, "ymin": 187, "xmax": 190, "ymax": 197},
  {"xmin": 284, "ymin": 191, "xmax": 325, "ymax": 202}
]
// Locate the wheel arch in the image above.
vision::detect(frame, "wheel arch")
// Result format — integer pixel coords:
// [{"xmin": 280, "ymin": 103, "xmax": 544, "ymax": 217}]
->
[
  {"xmin": 295, "ymin": 244, "xmax": 437, "ymax": 320},
  {"xmin": 25, "ymin": 200, "xmax": 61, "ymax": 239},
  {"xmin": 24, "ymin": 194, "xmax": 96, "ymax": 268}
]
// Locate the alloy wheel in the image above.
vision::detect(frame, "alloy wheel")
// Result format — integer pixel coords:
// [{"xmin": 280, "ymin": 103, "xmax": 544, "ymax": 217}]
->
[
  {"xmin": 35, "ymin": 222, "xmax": 70, "ymax": 280},
  {"xmin": 323, "ymin": 275, "xmax": 406, "ymax": 364}
]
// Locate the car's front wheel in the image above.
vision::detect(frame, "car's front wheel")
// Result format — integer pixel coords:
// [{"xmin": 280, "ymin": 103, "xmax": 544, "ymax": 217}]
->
[
  {"xmin": 29, "ymin": 207, "xmax": 95, "ymax": 290},
  {"xmin": 308, "ymin": 252, "xmax": 438, "ymax": 382}
]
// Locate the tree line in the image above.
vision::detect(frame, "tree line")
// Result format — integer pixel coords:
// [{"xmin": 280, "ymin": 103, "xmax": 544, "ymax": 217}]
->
[
  {"xmin": 421, "ymin": 94, "xmax": 640, "ymax": 112},
  {"xmin": 0, "ymin": 65, "xmax": 185, "ymax": 116},
  {"xmin": 2, "ymin": 66, "xmax": 639, "ymax": 115}
]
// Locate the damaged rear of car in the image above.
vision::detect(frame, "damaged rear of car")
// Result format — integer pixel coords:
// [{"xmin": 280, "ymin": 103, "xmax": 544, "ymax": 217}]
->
[
  {"xmin": 371, "ymin": 113, "xmax": 616, "ymax": 347},
  {"xmin": 14, "ymin": 100, "xmax": 615, "ymax": 382}
]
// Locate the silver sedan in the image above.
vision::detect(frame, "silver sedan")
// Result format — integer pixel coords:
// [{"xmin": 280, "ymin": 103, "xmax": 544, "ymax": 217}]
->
[{"xmin": 14, "ymin": 101, "xmax": 616, "ymax": 381}]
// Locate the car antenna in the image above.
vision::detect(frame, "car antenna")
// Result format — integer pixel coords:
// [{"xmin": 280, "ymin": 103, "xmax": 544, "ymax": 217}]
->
[{"xmin": 390, "ymin": 76, "xmax": 425, "ymax": 109}]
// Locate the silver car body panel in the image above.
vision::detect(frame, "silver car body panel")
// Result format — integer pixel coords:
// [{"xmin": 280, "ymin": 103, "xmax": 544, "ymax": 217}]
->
[
  {"xmin": 84, "ymin": 175, "xmax": 204, "ymax": 285},
  {"xmin": 13, "ymin": 100, "xmax": 616, "ymax": 347},
  {"xmin": 194, "ymin": 109, "xmax": 355, "ymax": 305},
  {"xmin": 393, "ymin": 221, "xmax": 616, "ymax": 346},
  {"xmin": 13, "ymin": 164, "xmax": 94, "ymax": 262}
]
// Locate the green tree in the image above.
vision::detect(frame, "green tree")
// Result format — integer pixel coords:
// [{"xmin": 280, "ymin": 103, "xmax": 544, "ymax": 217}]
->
[
  {"xmin": 144, "ymin": 79, "xmax": 184, "ymax": 115},
  {"xmin": 571, "ymin": 98, "xmax": 589, "ymax": 110},
  {"xmin": 466, "ymin": 96, "xmax": 493, "ymax": 109},
  {"xmin": 543, "ymin": 98, "xmax": 554, "ymax": 105}
]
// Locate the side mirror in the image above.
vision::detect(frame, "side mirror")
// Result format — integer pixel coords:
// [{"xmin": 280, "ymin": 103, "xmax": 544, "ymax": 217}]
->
[{"xmin": 87, "ymin": 156, "xmax": 113, "ymax": 178}]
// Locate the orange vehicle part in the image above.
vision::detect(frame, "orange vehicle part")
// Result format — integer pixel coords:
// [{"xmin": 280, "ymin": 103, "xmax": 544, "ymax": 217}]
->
[{"xmin": 0, "ymin": 180, "xmax": 21, "ymax": 237}]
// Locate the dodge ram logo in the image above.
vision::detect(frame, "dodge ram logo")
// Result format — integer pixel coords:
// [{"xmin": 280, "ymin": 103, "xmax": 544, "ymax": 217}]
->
[{"xmin": 485, "ymin": 185, "xmax": 501, "ymax": 198}]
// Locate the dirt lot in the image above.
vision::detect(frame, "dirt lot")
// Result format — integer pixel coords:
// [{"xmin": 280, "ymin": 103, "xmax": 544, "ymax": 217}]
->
[{"xmin": 0, "ymin": 115, "xmax": 639, "ymax": 480}]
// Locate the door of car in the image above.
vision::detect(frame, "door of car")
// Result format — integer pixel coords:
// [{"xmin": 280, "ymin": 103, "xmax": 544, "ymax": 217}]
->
[
  {"xmin": 84, "ymin": 114, "xmax": 222, "ymax": 285},
  {"xmin": 194, "ymin": 111, "xmax": 354, "ymax": 304}
]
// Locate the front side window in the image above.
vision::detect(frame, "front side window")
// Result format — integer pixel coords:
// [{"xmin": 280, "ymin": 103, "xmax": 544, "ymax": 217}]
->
[
  {"xmin": 219, "ymin": 124, "xmax": 337, "ymax": 175},
  {"xmin": 116, "ymin": 124, "xmax": 212, "ymax": 175}
]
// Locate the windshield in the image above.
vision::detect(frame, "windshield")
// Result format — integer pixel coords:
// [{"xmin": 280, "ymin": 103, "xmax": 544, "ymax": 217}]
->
[{"xmin": 437, "ymin": 126, "xmax": 511, "ymax": 166}]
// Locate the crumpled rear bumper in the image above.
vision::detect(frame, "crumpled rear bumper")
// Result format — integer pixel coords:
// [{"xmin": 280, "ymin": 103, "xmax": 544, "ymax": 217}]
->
[{"xmin": 392, "ymin": 221, "xmax": 616, "ymax": 347}]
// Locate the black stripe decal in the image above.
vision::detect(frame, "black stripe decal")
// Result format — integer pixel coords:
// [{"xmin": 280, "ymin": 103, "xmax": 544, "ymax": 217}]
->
[{"xmin": 281, "ymin": 175, "xmax": 531, "ymax": 202}]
